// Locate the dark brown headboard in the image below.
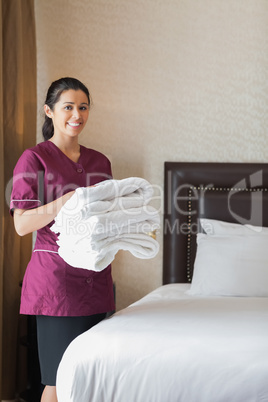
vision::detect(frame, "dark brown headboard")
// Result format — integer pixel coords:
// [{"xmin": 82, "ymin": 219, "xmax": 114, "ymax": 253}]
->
[{"xmin": 163, "ymin": 162, "xmax": 268, "ymax": 285}]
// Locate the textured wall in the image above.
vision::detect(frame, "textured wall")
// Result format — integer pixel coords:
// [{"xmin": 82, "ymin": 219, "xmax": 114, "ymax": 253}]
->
[{"xmin": 35, "ymin": 0, "xmax": 268, "ymax": 310}]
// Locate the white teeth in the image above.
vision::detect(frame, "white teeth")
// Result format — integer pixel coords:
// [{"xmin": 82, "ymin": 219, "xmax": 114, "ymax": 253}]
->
[{"xmin": 68, "ymin": 122, "xmax": 80, "ymax": 127}]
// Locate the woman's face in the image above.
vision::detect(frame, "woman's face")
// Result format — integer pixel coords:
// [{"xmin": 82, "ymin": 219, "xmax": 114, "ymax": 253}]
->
[{"xmin": 45, "ymin": 89, "xmax": 90, "ymax": 140}]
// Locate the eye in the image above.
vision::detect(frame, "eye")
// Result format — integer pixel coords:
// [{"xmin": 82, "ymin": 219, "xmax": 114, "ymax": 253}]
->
[
  {"xmin": 80, "ymin": 106, "xmax": 88, "ymax": 111},
  {"xmin": 64, "ymin": 105, "xmax": 73, "ymax": 110}
]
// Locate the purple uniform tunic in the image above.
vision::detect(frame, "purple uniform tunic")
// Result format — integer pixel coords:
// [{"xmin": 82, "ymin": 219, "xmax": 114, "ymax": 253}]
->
[{"xmin": 10, "ymin": 141, "xmax": 115, "ymax": 316}]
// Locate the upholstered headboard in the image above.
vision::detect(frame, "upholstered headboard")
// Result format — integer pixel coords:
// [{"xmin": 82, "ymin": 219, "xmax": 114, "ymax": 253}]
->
[{"xmin": 163, "ymin": 162, "xmax": 268, "ymax": 285}]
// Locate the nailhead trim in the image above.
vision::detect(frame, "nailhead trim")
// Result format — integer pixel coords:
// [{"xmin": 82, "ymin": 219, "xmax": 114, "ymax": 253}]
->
[{"xmin": 186, "ymin": 186, "xmax": 267, "ymax": 282}]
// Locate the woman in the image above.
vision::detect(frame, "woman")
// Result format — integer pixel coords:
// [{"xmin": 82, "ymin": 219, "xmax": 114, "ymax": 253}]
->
[{"xmin": 10, "ymin": 77, "xmax": 115, "ymax": 402}]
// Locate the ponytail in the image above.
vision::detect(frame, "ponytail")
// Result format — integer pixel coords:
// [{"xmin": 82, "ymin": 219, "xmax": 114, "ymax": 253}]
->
[{"xmin": 42, "ymin": 115, "xmax": 54, "ymax": 141}]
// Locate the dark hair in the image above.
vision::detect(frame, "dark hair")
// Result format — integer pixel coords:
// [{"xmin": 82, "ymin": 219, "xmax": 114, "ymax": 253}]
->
[{"xmin": 42, "ymin": 77, "xmax": 91, "ymax": 141}]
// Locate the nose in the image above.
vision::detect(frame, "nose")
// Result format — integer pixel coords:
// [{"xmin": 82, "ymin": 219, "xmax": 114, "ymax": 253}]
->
[{"xmin": 72, "ymin": 107, "xmax": 81, "ymax": 119}]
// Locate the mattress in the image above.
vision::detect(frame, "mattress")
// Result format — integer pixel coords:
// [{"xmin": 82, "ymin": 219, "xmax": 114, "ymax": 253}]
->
[{"xmin": 56, "ymin": 284, "xmax": 268, "ymax": 402}]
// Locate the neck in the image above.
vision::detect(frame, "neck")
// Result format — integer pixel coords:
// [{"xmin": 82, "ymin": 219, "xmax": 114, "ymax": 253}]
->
[
  {"xmin": 49, "ymin": 135, "xmax": 81, "ymax": 163},
  {"xmin": 49, "ymin": 135, "xmax": 80, "ymax": 153}
]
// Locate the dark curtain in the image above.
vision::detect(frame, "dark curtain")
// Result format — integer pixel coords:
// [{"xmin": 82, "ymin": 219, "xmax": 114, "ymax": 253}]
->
[{"xmin": 0, "ymin": 0, "xmax": 37, "ymax": 398}]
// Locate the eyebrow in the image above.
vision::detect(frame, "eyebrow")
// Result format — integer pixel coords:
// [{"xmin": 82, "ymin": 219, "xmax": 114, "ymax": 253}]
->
[{"xmin": 63, "ymin": 102, "xmax": 89, "ymax": 105}]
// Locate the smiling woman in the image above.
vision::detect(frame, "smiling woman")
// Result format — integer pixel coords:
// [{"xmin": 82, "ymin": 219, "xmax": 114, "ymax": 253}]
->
[{"xmin": 9, "ymin": 77, "xmax": 114, "ymax": 402}]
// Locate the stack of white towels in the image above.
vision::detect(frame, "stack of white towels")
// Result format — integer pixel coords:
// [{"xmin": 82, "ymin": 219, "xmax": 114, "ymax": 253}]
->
[{"xmin": 50, "ymin": 177, "xmax": 160, "ymax": 271}]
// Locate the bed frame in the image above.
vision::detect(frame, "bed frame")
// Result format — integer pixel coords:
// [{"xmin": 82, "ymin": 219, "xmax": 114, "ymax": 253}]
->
[{"xmin": 163, "ymin": 162, "xmax": 268, "ymax": 285}]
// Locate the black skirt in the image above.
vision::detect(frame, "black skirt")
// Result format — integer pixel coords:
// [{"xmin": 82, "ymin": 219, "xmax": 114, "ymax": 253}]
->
[{"xmin": 36, "ymin": 313, "xmax": 106, "ymax": 386}]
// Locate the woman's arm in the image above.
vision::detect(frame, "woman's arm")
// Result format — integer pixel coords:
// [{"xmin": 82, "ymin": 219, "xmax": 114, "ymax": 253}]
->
[{"xmin": 13, "ymin": 190, "xmax": 75, "ymax": 236}]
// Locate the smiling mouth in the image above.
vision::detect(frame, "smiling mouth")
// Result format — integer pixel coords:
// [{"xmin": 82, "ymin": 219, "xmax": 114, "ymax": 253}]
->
[{"xmin": 68, "ymin": 122, "xmax": 81, "ymax": 127}]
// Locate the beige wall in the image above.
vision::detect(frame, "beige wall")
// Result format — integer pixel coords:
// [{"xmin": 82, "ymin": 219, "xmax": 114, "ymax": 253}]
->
[{"xmin": 35, "ymin": 0, "xmax": 268, "ymax": 310}]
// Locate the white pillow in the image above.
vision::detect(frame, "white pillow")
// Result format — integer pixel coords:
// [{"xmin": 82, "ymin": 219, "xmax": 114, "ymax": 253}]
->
[
  {"xmin": 200, "ymin": 218, "xmax": 268, "ymax": 236},
  {"xmin": 187, "ymin": 233, "xmax": 268, "ymax": 297}
]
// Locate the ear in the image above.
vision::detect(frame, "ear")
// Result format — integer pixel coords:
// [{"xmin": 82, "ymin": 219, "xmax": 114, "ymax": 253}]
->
[{"xmin": 44, "ymin": 104, "xmax": 53, "ymax": 118}]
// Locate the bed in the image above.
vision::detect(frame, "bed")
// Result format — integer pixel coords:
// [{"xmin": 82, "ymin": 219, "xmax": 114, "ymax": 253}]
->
[{"xmin": 56, "ymin": 162, "xmax": 268, "ymax": 402}]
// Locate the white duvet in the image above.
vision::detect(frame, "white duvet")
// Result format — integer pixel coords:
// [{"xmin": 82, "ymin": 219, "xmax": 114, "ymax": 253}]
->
[{"xmin": 56, "ymin": 284, "xmax": 268, "ymax": 402}]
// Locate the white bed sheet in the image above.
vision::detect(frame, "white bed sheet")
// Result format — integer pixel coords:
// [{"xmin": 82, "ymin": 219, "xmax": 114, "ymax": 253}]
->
[{"xmin": 56, "ymin": 284, "xmax": 268, "ymax": 402}]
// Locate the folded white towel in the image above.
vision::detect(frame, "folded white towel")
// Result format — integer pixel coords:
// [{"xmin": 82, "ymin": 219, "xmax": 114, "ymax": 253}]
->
[
  {"xmin": 52, "ymin": 205, "xmax": 159, "ymax": 239},
  {"xmin": 56, "ymin": 233, "xmax": 159, "ymax": 271},
  {"xmin": 53, "ymin": 177, "xmax": 154, "ymax": 228},
  {"xmin": 80, "ymin": 177, "xmax": 154, "ymax": 204},
  {"xmin": 50, "ymin": 177, "xmax": 160, "ymax": 271}
]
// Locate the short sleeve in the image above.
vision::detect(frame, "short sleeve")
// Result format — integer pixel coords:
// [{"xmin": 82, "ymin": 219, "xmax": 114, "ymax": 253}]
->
[{"xmin": 10, "ymin": 149, "xmax": 44, "ymax": 215}]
